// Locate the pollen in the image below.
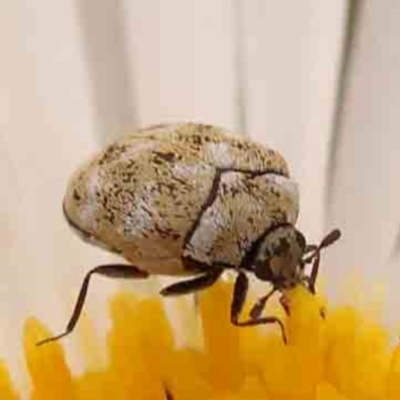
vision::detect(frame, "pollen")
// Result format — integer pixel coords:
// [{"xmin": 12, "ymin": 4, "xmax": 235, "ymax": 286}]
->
[{"xmin": 1, "ymin": 281, "xmax": 400, "ymax": 399}]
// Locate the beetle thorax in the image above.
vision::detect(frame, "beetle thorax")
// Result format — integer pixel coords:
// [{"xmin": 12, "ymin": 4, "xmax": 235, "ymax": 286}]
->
[{"xmin": 253, "ymin": 225, "xmax": 306, "ymax": 288}]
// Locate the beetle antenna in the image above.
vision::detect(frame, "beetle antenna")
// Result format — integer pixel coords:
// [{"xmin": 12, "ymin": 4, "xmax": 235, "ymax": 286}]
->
[
  {"xmin": 319, "ymin": 229, "xmax": 341, "ymax": 249},
  {"xmin": 302, "ymin": 229, "xmax": 341, "ymax": 293},
  {"xmin": 302, "ymin": 229, "xmax": 341, "ymax": 264}
]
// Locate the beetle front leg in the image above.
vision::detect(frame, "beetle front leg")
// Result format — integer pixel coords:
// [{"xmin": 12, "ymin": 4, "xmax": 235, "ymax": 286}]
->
[
  {"xmin": 230, "ymin": 271, "xmax": 287, "ymax": 344},
  {"xmin": 249, "ymin": 286, "xmax": 278, "ymax": 319},
  {"xmin": 36, "ymin": 264, "xmax": 149, "ymax": 346}
]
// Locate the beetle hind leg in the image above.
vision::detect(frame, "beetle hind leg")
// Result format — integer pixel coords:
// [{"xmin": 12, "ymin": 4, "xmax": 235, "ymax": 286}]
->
[
  {"xmin": 36, "ymin": 264, "xmax": 149, "ymax": 346},
  {"xmin": 231, "ymin": 271, "xmax": 287, "ymax": 344}
]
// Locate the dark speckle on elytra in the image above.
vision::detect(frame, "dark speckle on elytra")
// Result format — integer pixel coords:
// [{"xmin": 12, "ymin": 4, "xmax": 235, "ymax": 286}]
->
[
  {"xmin": 104, "ymin": 214, "xmax": 115, "ymax": 224},
  {"xmin": 190, "ymin": 135, "xmax": 202, "ymax": 145},
  {"xmin": 230, "ymin": 186, "xmax": 241, "ymax": 197},
  {"xmin": 153, "ymin": 151, "xmax": 176, "ymax": 163},
  {"xmin": 270, "ymin": 186, "xmax": 281, "ymax": 198},
  {"xmin": 98, "ymin": 144, "xmax": 127, "ymax": 165},
  {"xmin": 221, "ymin": 183, "xmax": 228, "ymax": 194},
  {"xmin": 73, "ymin": 189, "xmax": 81, "ymax": 201},
  {"xmin": 121, "ymin": 175, "xmax": 132, "ymax": 184},
  {"xmin": 101, "ymin": 196, "xmax": 109, "ymax": 207}
]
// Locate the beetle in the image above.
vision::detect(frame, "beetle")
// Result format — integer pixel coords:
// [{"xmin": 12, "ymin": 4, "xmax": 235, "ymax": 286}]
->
[{"xmin": 37, "ymin": 122, "xmax": 340, "ymax": 345}]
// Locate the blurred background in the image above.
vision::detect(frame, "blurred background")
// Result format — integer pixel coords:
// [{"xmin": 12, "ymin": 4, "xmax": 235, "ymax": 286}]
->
[{"xmin": 1, "ymin": 0, "xmax": 400, "ymax": 381}]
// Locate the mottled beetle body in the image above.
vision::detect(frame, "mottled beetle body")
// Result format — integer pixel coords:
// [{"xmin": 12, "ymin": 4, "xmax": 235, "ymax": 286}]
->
[
  {"xmin": 39, "ymin": 123, "xmax": 341, "ymax": 345},
  {"xmin": 65, "ymin": 123, "xmax": 298, "ymax": 275}
]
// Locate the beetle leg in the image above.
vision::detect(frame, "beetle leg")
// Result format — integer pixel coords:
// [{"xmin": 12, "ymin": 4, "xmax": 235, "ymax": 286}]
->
[
  {"xmin": 36, "ymin": 264, "xmax": 149, "ymax": 346},
  {"xmin": 231, "ymin": 271, "xmax": 287, "ymax": 344},
  {"xmin": 308, "ymin": 253, "xmax": 320, "ymax": 294},
  {"xmin": 230, "ymin": 271, "xmax": 249, "ymax": 321},
  {"xmin": 279, "ymin": 294, "xmax": 291, "ymax": 316},
  {"xmin": 160, "ymin": 268, "xmax": 223, "ymax": 296},
  {"xmin": 248, "ymin": 286, "xmax": 278, "ymax": 319}
]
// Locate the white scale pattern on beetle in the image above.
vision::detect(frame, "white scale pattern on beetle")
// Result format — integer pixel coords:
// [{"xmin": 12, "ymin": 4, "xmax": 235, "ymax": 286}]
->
[
  {"xmin": 172, "ymin": 162, "xmax": 212, "ymax": 180},
  {"xmin": 185, "ymin": 171, "xmax": 300, "ymax": 267},
  {"xmin": 268, "ymin": 174, "xmax": 300, "ymax": 223},
  {"xmin": 204, "ymin": 142, "xmax": 234, "ymax": 168},
  {"xmin": 117, "ymin": 185, "xmax": 157, "ymax": 239},
  {"xmin": 187, "ymin": 207, "xmax": 227, "ymax": 265}
]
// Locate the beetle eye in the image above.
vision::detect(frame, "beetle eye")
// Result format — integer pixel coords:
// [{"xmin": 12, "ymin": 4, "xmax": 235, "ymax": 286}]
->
[
  {"xmin": 254, "ymin": 260, "xmax": 274, "ymax": 281},
  {"xmin": 295, "ymin": 230, "xmax": 306, "ymax": 251}
]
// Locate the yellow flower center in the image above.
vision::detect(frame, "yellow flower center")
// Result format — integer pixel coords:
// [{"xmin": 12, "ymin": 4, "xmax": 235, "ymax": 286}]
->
[{"xmin": 1, "ymin": 281, "xmax": 400, "ymax": 399}]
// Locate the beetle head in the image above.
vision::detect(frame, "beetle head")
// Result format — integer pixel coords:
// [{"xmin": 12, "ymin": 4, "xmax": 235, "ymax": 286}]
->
[{"xmin": 253, "ymin": 225, "xmax": 306, "ymax": 288}]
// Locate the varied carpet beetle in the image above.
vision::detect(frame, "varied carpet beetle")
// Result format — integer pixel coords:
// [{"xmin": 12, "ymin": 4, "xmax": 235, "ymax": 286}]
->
[{"xmin": 38, "ymin": 122, "xmax": 340, "ymax": 345}]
